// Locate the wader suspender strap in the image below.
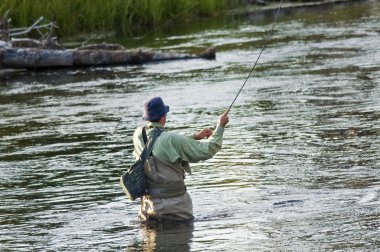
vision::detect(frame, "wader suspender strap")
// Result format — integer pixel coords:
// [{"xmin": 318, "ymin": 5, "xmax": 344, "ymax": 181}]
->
[
  {"xmin": 142, "ymin": 127, "xmax": 157, "ymax": 157},
  {"xmin": 139, "ymin": 128, "xmax": 161, "ymax": 163},
  {"xmin": 142, "ymin": 127, "xmax": 148, "ymax": 145}
]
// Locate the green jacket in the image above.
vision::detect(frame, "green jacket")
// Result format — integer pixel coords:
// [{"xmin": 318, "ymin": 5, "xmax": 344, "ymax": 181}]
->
[{"xmin": 133, "ymin": 122, "xmax": 225, "ymax": 173}]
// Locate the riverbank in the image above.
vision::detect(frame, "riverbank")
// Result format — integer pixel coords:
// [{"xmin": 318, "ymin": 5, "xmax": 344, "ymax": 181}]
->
[
  {"xmin": 0, "ymin": 0, "xmax": 357, "ymax": 38},
  {"xmin": 0, "ymin": 0, "xmax": 364, "ymax": 75},
  {"xmin": 0, "ymin": 0, "xmax": 227, "ymax": 37}
]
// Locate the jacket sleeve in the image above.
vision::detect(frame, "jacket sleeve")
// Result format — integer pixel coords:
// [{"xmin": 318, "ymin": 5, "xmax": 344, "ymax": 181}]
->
[{"xmin": 171, "ymin": 125, "xmax": 225, "ymax": 163}]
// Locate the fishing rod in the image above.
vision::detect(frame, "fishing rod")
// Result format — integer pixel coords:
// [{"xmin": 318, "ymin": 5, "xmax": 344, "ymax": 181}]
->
[{"xmin": 226, "ymin": 0, "xmax": 283, "ymax": 114}]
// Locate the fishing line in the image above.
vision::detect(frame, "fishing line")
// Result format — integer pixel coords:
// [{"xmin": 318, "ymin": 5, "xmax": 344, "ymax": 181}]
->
[
  {"xmin": 226, "ymin": 0, "xmax": 283, "ymax": 114},
  {"xmin": 129, "ymin": 3, "xmax": 200, "ymax": 48}
]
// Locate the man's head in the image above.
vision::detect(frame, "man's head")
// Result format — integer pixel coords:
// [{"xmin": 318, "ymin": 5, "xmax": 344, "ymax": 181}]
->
[{"xmin": 142, "ymin": 97, "xmax": 170, "ymax": 122}]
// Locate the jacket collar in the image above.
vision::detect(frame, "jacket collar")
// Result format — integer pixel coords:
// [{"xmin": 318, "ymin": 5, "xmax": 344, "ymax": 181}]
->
[{"xmin": 147, "ymin": 122, "xmax": 165, "ymax": 129}]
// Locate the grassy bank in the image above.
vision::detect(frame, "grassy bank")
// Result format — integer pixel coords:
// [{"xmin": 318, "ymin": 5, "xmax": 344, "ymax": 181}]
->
[{"xmin": 0, "ymin": 0, "xmax": 234, "ymax": 37}]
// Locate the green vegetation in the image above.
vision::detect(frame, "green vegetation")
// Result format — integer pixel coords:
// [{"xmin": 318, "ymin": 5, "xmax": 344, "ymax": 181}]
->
[{"xmin": 0, "ymin": 0, "xmax": 234, "ymax": 37}]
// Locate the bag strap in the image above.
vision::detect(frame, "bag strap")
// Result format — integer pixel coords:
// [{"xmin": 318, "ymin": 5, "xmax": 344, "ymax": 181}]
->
[
  {"xmin": 142, "ymin": 126, "xmax": 148, "ymax": 145},
  {"xmin": 139, "ymin": 128, "xmax": 162, "ymax": 163}
]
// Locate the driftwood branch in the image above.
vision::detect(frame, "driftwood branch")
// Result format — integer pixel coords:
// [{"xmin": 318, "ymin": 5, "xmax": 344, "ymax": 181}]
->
[{"xmin": 10, "ymin": 16, "xmax": 58, "ymax": 38}]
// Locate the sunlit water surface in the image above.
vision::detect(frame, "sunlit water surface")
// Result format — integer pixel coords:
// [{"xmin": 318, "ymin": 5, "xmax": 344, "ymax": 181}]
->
[{"xmin": 1, "ymin": 1, "xmax": 379, "ymax": 251}]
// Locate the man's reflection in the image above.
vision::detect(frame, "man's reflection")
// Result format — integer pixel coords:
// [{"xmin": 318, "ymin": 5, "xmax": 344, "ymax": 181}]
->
[{"xmin": 141, "ymin": 220, "xmax": 194, "ymax": 251}]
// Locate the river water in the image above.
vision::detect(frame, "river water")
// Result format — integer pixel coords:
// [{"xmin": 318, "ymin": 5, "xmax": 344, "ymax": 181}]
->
[{"xmin": 1, "ymin": 1, "xmax": 379, "ymax": 251}]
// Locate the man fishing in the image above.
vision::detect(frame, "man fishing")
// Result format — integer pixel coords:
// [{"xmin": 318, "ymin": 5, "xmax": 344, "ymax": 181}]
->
[{"xmin": 132, "ymin": 97, "xmax": 229, "ymax": 222}]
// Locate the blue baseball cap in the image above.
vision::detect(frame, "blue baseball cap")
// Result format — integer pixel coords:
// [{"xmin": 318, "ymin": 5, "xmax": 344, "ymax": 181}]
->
[{"xmin": 142, "ymin": 97, "xmax": 170, "ymax": 121}]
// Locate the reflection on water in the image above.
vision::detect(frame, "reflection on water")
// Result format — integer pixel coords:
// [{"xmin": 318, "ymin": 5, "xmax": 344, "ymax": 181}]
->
[
  {"xmin": 1, "ymin": 1, "xmax": 379, "ymax": 251},
  {"xmin": 129, "ymin": 221, "xmax": 194, "ymax": 251}
]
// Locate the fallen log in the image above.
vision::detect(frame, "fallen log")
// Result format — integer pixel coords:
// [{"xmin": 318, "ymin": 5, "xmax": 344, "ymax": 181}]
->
[
  {"xmin": 0, "ymin": 47, "xmax": 216, "ymax": 69},
  {"xmin": 0, "ymin": 48, "xmax": 72, "ymax": 68}
]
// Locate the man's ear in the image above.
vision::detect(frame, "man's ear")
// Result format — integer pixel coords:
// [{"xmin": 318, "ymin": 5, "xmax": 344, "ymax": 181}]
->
[{"xmin": 159, "ymin": 115, "xmax": 166, "ymax": 125}]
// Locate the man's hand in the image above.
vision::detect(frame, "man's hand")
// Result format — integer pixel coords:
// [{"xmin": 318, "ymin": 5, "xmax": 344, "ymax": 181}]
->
[
  {"xmin": 194, "ymin": 111, "xmax": 229, "ymax": 140},
  {"xmin": 194, "ymin": 128, "xmax": 214, "ymax": 140},
  {"xmin": 218, "ymin": 111, "xmax": 229, "ymax": 127}
]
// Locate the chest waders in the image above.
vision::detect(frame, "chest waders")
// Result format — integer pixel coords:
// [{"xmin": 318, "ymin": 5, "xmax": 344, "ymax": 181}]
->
[{"xmin": 140, "ymin": 127, "xmax": 193, "ymax": 221}]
